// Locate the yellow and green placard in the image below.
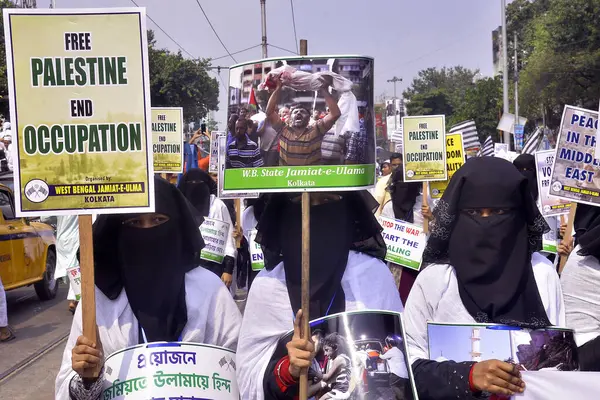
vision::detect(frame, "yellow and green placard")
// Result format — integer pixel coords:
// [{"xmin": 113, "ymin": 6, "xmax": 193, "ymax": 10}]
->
[
  {"xmin": 401, "ymin": 115, "xmax": 447, "ymax": 182},
  {"xmin": 4, "ymin": 8, "xmax": 153, "ymax": 216},
  {"xmin": 430, "ymin": 132, "xmax": 466, "ymax": 199},
  {"xmin": 152, "ymin": 107, "xmax": 183, "ymax": 173}
]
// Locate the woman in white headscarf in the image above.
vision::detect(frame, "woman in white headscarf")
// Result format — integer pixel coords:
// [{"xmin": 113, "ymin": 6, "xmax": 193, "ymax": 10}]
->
[{"xmin": 55, "ymin": 177, "xmax": 241, "ymax": 400}]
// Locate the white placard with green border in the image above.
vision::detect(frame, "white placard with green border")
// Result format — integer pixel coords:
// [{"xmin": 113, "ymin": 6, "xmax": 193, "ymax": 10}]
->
[
  {"xmin": 152, "ymin": 107, "xmax": 184, "ymax": 173},
  {"xmin": 66, "ymin": 266, "xmax": 81, "ymax": 301},
  {"xmin": 377, "ymin": 216, "xmax": 427, "ymax": 271},
  {"xmin": 248, "ymin": 229, "xmax": 264, "ymax": 271},
  {"xmin": 102, "ymin": 342, "xmax": 238, "ymax": 399},
  {"xmin": 542, "ymin": 216, "xmax": 558, "ymax": 254},
  {"xmin": 199, "ymin": 217, "xmax": 229, "ymax": 263},
  {"xmin": 223, "ymin": 55, "xmax": 376, "ymax": 193}
]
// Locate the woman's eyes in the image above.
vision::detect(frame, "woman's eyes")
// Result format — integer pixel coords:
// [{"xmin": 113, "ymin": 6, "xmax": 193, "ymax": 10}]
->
[{"xmin": 465, "ymin": 209, "xmax": 508, "ymax": 216}]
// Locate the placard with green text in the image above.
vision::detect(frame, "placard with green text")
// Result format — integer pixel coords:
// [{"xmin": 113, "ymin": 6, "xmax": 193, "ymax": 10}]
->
[
  {"xmin": 152, "ymin": 107, "xmax": 183, "ymax": 173},
  {"xmin": 4, "ymin": 8, "xmax": 153, "ymax": 216}
]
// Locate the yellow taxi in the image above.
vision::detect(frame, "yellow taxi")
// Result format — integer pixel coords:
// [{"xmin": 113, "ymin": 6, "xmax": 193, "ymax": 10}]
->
[{"xmin": 0, "ymin": 183, "xmax": 58, "ymax": 300}]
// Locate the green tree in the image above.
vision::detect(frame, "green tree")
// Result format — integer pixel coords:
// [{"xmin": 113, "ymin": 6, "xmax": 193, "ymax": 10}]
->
[
  {"xmin": 406, "ymin": 89, "xmax": 453, "ymax": 117},
  {"xmin": 451, "ymin": 77, "xmax": 503, "ymax": 142},
  {"xmin": 148, "ymin": 30, "xmax": 219, "ymax": 124}
]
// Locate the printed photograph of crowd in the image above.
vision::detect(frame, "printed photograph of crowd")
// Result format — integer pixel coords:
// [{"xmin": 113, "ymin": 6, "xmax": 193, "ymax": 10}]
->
[
  {"xmin": 271, "ymin": 311, "xmax": 415, "ymax": 400},
  {"xmin": 225, "ymin": 57, "xmax": 376, "ymax": 169}
]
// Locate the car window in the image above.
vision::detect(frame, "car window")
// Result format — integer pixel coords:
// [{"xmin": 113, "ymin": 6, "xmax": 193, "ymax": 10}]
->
[{"xmin": 0, "ymin": 190, "xmax": 15, "ymax": 219}]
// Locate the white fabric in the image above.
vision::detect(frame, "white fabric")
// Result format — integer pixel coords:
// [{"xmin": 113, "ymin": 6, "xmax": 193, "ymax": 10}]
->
[
  {"xmin": 380, "ymin": 346, "xmax": 409, "ymax": 379},
  {"xmin": 55, "ymin": 215, "xmax": 80, "ymax": 280},
  {"xmin": 561, "ymin": 244, "xmax": 600, "ymax": 347},
  {"xmin": 55, "ymin": 267, "xmax": 241, "ymax": 400},
  {"xmin": 236, "ymin": 251, "xmax": 404, "ymax": 400},
  {"xmin": 241, "ymin": 205, "xmax": 258, "ymax": 241},
  {"xmin": 5, "ymin": 142, "xmax": 13, "ymax": 171},
  {"xmin": 0, "ymin": 275, "xmax": 6, "ymax": 327},
  {"xmin": 207, "ymin": 195, "xmax": 237, "ymax": 260},
  {"xmin": 404, "ymin": 252, "xmax": 566, "ymax": 364},
  {"xmin": 515, "ymin": 371, "xmax": 600, "ymax": 400}
]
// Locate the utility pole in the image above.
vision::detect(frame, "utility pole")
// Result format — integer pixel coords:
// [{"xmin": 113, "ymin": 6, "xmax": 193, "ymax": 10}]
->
[
  {"xmin": 260, "ymin": 0, "xmax": 268, "ymax": 58},
  {"xmin": 501, "ymin": 0, "xmax": 510, "ymax": 145},
  {"xmin": 387, "ymin": 76, "xmax": 402, "ymax": 130},
  {"xmin": 50, "ymin": 0, "xmax": 55, "ymax": 8}
]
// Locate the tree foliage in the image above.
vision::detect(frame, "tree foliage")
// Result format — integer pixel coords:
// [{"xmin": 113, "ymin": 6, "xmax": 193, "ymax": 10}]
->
[
  {"xmin": 148, "ymin": 30, "xmax": 219, "ymax": 124},
  {"xmin": 452, "ymin": 77, "xmax": 503, "ymax": 141}
]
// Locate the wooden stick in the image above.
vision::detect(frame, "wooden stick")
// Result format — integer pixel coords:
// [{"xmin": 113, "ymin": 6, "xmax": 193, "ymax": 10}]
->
[
  {"xmin": 78, "ymin": 214, "xmax": 98, "ymax": 378},
  {"xmin": 234, "ymin": 198, "xmax": 242, "ymax": 248},
  {"xmin": 558, "ymin": 204, "xmax": 577, "ymax": 274},
  {"xmin": 422, "ymin": 182, "xmax": 429, "ymax": 234},
  {"xmin": 299, "ymin": 192, "xmax": 311, "ymax": 400}
]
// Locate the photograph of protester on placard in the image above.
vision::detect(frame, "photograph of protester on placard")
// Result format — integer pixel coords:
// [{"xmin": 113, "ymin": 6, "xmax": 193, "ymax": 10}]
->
[
  {"xmin": 428, "ymin": 323, "xmax": 579, "ymax": 372},
  {"xmin": 269, "ymin": 311, "xmax": 417, "ymax": 400},
  {"xmin": 223, "ymin": 56, "xmax": 376, "ymax": 193}
]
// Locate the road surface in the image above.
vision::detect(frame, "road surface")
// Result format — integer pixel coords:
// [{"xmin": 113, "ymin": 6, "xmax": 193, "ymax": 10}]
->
[{"xmin": 0, "ymin": 282, "xmax": 71, "ymax": 400}]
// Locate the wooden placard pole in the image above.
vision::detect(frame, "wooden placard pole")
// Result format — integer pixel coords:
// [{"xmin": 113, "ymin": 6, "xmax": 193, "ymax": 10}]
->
[
  {"xmin": 78, "ymin": 214, "xmax": 99, "ymax": 378},
  {"xmin": 234, "ymin": 198, "xmax": 242, "ymax": 248},
  {"xmin": 558, "ymin": 204, "xmax": 577, "ymax": 274},
  {"xmin": 422, "ymin": 182, "xmax": 429, "ymax": 234},
  {"xmin": 298, "ymin": 38, "xmax": 310, "ymax": 400}
]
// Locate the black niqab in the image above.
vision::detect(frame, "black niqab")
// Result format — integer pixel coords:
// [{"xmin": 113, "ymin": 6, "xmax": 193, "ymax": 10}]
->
[
  {"xmin": 424, "ymin": 157, "xmax": 551, "ymax": 328},
  {"xmin": 387, "ymin": 168, "xmax": 421, "ymax": 222},
  {"xmin": 178, "ymin": 168, "xmax": 216, "ymax": 217},
  {"xmin": 513, "ymin": 154, "xmax": 539, "ymax": 202},
  {"xmin": 94, "ymin": 177, "xmax": 205, "ymax": 342},
  {"xmin": 256, "ymin": 192, "xmax": 386, "ymax": 319},
  {"xmin": 575, "ymin": 204, "xmax": 600, "ymax": 260}
]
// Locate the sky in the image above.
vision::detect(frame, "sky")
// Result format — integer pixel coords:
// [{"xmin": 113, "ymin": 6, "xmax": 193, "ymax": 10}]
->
[{"xmin": 55, "ymin": 0, "xmax": 508, "ymax": 127}]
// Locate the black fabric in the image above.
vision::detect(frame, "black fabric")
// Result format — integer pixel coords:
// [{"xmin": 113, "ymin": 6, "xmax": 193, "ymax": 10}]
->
[
  {"xmin": 411, "ymin": 359, "xmax": 479, "ymax": 400},
  {"xmin": 387, "ymin": 168, "xmax": 421, "ymax": 223},
  {"xmin": 177, "ymin": 168, "xmax": 216, "ymax": 216},
  {"xmin": 255, "ymin": 191, "xmax": 386, "ymax": 320},
  {"xmin": 574, "ymin": 203, "xmax": 600, "ymax": 260},
  {"xmin": 513, "ymin": 154, "xmax": 539, "ymax": 202},
  {"xmin": 424, "ymin": 157, "xmax": 551, "ymax": 328},
  {"xmin": 578, "ymin": 336, "xmax": 600, "ymax": 371},
  {"xmin": 93, "ymin": 177, "xmax": 205, "ymax": 342}
]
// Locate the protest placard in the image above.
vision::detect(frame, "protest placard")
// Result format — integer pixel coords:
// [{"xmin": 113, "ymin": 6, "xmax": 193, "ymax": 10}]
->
[
  {"xmin": 66, "ymin": 266, "xmax": 81, "ymax": 301},
  {"xmin": 217, "ymin": 136, "xmax": 258, "ymax": 200},
  {"xmin": 4, "ymin": 8, "xmax": 153, "ymax": 216},
  {"xmin": 549, "ymin": 105, "xmax": 600, "ymax": 206},
  {"xmin": 542, "ymin": 216, "xmax": 558, "ymax": 254},
  {"xmin": 401, "ymin": 115, "xmax": 446, "ymax": 182},
  {"xmin": 377, "ymin": 216, "xmax": 427, "ymax": 271},
  {"xmin": 494, "ymin": 143, "xmax": 509, "ymax": 159},
  {"xmin": 222, "ymin": 56, "xmax": 376, "ymax": 193},
  {"xmin": 430, "ymin": 133, "xmax": 465, "ymax": 199},
  {"xmin": 102, "ymin": 342, "xmax": 239, "ymax": 399},
  {"xmin": 152, "ymin": 107, "xmax": 183, "ymax": 173},
  {"xmin": 535, "ymin": 150, "xmax": 572, "ymax": 217},
  {"xmin": 209, "ymin": 131, "xmax": 225, "ymax": 173},
  {"xmin": 199, "ymin": 217, "xmax": 230, "ymax": 263},
  {"xmin": 248, "ymin": 229, "xmax": 264, "ymax": 271}
]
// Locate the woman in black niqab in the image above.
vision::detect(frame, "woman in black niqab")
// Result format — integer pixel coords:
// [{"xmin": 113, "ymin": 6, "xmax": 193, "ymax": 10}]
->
[
  {"xmin": 93, "ymin": 176, "xmax": 205, "ymax": 342},
  {"xmin": 513, "ymin": 153, "xmax": 539, "ymax": 202},
  {"xmin": 424, "ymin": 156, "xmax": 551, "ymax": 328},
  {"xmin": 177, "ymin": 168, "xmax": 217, "ymax": 217}
]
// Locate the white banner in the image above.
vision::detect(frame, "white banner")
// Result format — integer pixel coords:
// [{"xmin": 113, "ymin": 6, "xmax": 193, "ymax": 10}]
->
[
  {"xmin": 199, "ymin": 217, "xmax": 230, "ymax": 264},
  {"xmin": 102, "ymin": 342, "xmax": 238, "ymax": 399},
  {"xmin": 515, "ymin": 371, "xmax": 600, "ymax": 400},
  {"xmin": 248, "ymin": 229, "xmax": 264, "ymax": 271},
  {"xmin": 535, "ymin": 150, "xmax": 572, "ymax": 217},
  {"xmin": 377, "ymin": 216, "xmax": 427, "ymax": 271},
  {"xmin": 66, "ymin": 266, "xmax": 81, "ymax": 301}
]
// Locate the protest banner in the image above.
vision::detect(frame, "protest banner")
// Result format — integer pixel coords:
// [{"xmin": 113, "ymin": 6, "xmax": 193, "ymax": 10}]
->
[
  {"xmin": 535, "ymin": 150, "xmax": 572, "ymax": 217},
  {"xmin": 494, "ymin": 143, "xmax": 509, "ymax": 159},
  {"xmin": 549, "ymin": 105, "xmax": 600, "ymax": 206},
  {"xmin": 222, "ymin": 56, "xmax": 376, "ymax": 193},
  {"xmin": 270, "ymin": 310, "xmax": 418, "ymax": 400},
  {"xmin": 542, "ymin": 217, "xmax": 558, "ymax": 254},
  {"xmin": 377, "ymin": 216, "xmax": 427, "ymax": 271},
  {"xmin": 102, "ymin": 342, "xmax": 239, "ymax": 399},
  {"xmin": 401, "ymin": 115, "xmax": 446, "ymax": 182},
  {"xmin": 217, "ymin": 136, "xmax": 258, "ymax": 200},
  {"xmin": 66, "ymin": 266, "xmax": 81, "ymax": 301},
  {"xmin": 152, "ymin": 107, "xmax": 183, "ymax": 173},
  {"xmin": 199, "ymin": 217, "xmax": 230, "ymax": 263},
  {"xmin": 209, "ymin": 131, "xmax": 225, "ymax": 173},
  {"xmin": 4, "ymin": 8, "xmax": 154, "ymax": 216},
  {"xmin": 248, "ymin": 229, "xmax": 264, "ymax": 271},
  {"xmin": 430, "ymin": 133, "xmax": 465, "ymax": 199}
]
